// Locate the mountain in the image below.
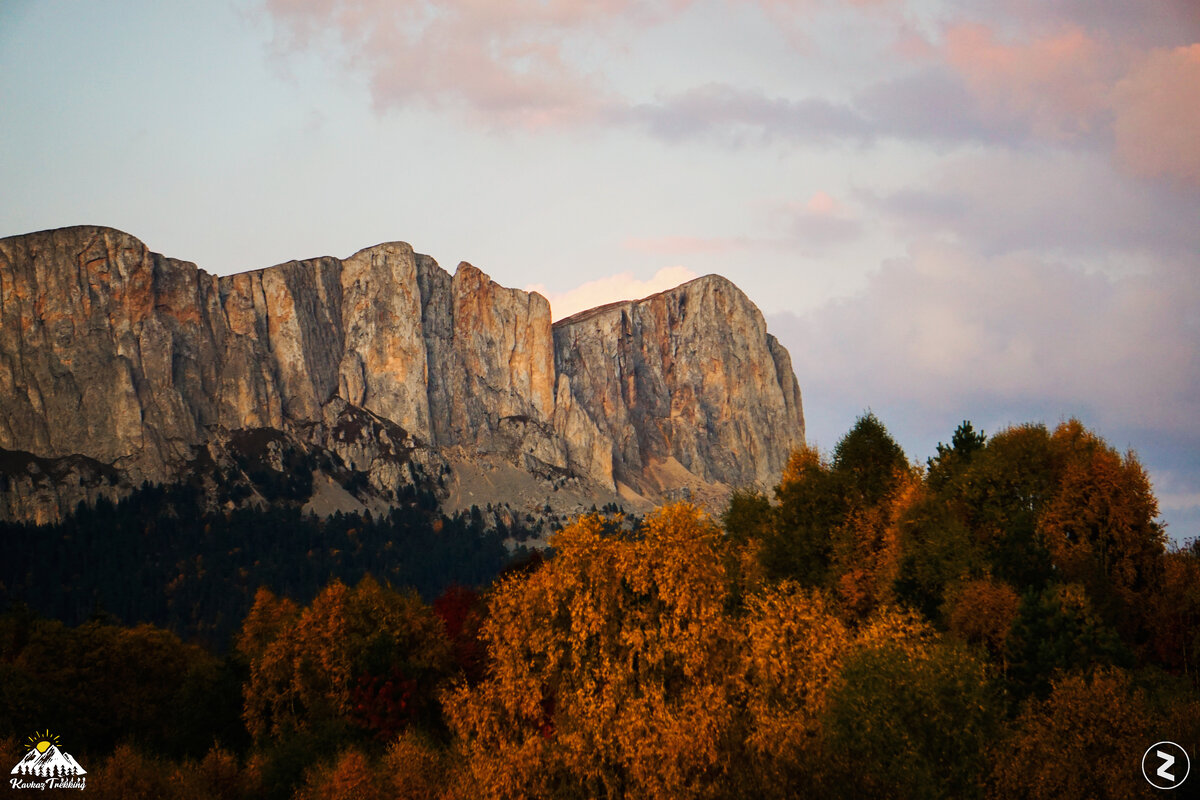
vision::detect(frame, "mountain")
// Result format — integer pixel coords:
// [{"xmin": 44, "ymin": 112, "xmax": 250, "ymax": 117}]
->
[
  {"xmin": 0, "ymin": 226, "xmax": 804, "ymax": 523},
  {"xmin": 10, "ymin": 745, "xmax": 87, "ymax": 776}
]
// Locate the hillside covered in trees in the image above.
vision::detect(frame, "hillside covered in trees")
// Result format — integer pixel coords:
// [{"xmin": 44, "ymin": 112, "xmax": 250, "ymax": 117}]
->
[{"xmin": 2, "ymin": 415, "xmax": 1197, "ymax": 799}]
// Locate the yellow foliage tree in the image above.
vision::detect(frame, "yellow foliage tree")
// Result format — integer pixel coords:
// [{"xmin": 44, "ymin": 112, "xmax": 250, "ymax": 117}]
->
[
  {"xmin": 294, "ymin": 749, "xmax": 387, "ymax": 800},
  {"xmin": 444, "ymin": 503, "xmax": 742, "ymax": 800},
  {"xmin": 739, "ymin": 583, "xmax": 851, "ymax": 796}
]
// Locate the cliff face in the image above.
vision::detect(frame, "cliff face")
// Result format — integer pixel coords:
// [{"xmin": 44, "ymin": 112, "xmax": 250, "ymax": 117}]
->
[
  {"xmin": 0, "ymin": 225, "xmax": 802, "ymax": 522},
  {"xmin": 552, "ymin": 275, "xmax": 805, "ymax": 498}
]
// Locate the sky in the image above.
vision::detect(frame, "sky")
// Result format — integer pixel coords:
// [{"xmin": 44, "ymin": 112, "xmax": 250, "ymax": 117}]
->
[{"xmin": 1, "ymin": 0, "xmax": 1198, "ymax": 539}]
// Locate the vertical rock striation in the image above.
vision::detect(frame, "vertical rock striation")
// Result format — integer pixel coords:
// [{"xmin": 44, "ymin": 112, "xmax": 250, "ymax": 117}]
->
[
  {"xmin": 0, "ymin": 225, "xmax": 803, "ymax": 521},
  {"xmin": 552, "ymin": 275, "xmax": 804, "ymax": 497}
]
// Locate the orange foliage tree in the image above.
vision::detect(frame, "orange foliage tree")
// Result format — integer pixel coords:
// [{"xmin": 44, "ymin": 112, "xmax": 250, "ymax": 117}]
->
[
  {"xmin": 738, "ymin": 583, "xmax": 851, "ymax": 797},
  {"xmin": 1038, "ymin": 420, "xmax": 1165, "ymax": 636},
  {"xmin": 238, "ymin": 577, "xmax": 451, "ymax": 740},
  {"xmin": 946, "ymin": 576, "xmax": 1021, "ymax": 671},
  {"xmin": 989, "ymin": 669, "xmax": 1151, "ymax": 800},
  {"xmin": 443, "ymin": 504, "xmax": 743, "ymax": 800},
  {"xmin": 831, "ymin": 469, "xmax": 919, "ymax": 619}
]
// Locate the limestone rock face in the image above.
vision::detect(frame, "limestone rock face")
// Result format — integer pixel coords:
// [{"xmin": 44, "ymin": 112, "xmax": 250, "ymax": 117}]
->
[
  {"xmin": 552, "ymin": 275, "xmax": 805, "ymax": 497},
  {"xmin": 0, "ymin": 226, "xmax": 803, "ymax": 522}
]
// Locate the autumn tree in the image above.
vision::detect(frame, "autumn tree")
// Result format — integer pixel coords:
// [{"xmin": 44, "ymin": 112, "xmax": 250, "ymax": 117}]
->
[
  {"xmin": 989, "ymin": 669, "xmax": 1151, "ymax": 800},
  {"xmin": 830, "ymin": 470, "xmax": 919, "ymax": 620},
  {"xmin": 946, "ymin": 577, "xmax": 1021, "ymax": 672},
  {"xmin": 239, "ymin": 576, "xmax": 451, "ymax": 741},
  {"xmin": 444, "ymin": 504, "xmax": 743, "ymax": 800},
  {"xmin": 821, "ymin": 622, "xmax": 998, "ymax": 800},
  {"xmin": 1038, "ymin": 420, "xmax": 1165, "ymax": 638},
  {"xmin": 1146, "ymin": 545, "xmax": 1200, "ymax": 683},
  {"xmin": 433, "ymin": 584, "xmax": 488, "ymax": 686},
  {"xmin": 764, "ymin": 446, "xmax": 845, "ymax": 586},
  {"xmin": 737, "ymin": 583, "xmax": 851, "ymax": 798}
]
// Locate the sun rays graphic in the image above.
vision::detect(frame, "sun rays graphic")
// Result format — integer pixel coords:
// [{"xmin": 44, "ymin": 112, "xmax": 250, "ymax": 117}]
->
[{"xmin": 24, "ymin": 729, "xmax": 60, "ymax": 753}]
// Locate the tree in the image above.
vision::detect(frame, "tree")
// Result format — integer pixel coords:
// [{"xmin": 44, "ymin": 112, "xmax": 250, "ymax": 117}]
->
[
  {"xmin": 766, "ymin": 447, "xmax": 845, "ymax": 586},
  {"xmin": 946, "ymin": 577, "xmax": 1021, "ymax": 672},
  {"xmin": 832, "ymin": 411, "xmax": 908, "ymax": 508},
  {"xmin": 721, "ymin": 488, "xmax": 774, "ymax": 547},
  {"xmin": 738, "ymin": 583, "xmax": 851, "ymax": 798},
  {"xmin": 957, "ymin": 424, "xmax": 1057, "ymax": 591},
  {"xmin": 1006, "ymin": 583, "xmax": 1130, "ymax": 697},
  {"xmin": 240, "ymin": 577, "xmax": 451, "ymax": 741},
  {"xmin": 990, "ymin": 669, "xmax": 1151, "ymax": 800},
  {"xmin": 830, "ymin": 470, "xmax": 919, "ymax": 620},
  {"xmin": 821, "ymin": 630, "xmax": 998, "ymax": 800},
  {"xmin": 926, "ymin": 420, "xmax": 987, "ymax": 493},
  {"xmin": 894, "ymin": 494, "xmax": 985, "ymax": 622},
  {"xmin": 1038, "ymin": 420, "xmax": 1165, "ymax": 638},
  {"xmin": 444, "ymin": 504, "xmax": 743, "ymax": 800},
  {"xmin": 1146, "ymin": 547, "xmax": 1200, "ymax": 682}
]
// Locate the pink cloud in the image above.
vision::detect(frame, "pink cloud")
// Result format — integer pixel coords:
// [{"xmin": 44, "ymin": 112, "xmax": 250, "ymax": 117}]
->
[
  {"xmin": 1112, "ymin": 44, "xmax": 1200, "ymax": 186},
  {"xmin": 804, "ymin": 190, "xmax": 840, "ymax": 215},
  {"xmin": 263, "ymin": 0, "xmax": 695, "ymax": 127},
  {"xmin": 943, "ymin": 23, "xmax": 1119, "ymax": 141},
  {"xmin": 527, "ymin": 265, "xmax": 699, "ymax": 321},
  {"xmin": 773, "ymin": 192, "xmax": 861, "ymax": 246}
]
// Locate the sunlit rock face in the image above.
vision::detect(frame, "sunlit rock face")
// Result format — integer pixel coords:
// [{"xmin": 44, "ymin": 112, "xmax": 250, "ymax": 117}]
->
[
  {"xmin": 0, "ymin": 226, "xmax": 803, "ymax": 521},
  {"xmin": 552, "ymin": 274, "xmax": 805, "ymax": 498}
]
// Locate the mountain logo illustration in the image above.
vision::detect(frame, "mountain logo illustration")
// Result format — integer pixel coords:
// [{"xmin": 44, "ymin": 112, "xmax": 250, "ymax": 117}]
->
[{"xmin": 10, "ymin": 730, "xmax": 86, "ymax": 778}]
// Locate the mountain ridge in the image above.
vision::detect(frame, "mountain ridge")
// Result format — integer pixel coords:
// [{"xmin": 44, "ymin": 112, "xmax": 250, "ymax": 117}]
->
[{"xmin": 0, "ymin": 225, "xmax": 804, "ymax": 523}]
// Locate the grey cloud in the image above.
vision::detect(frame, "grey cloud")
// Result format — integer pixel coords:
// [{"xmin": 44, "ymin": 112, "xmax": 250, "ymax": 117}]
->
[
  {"xmin": 958, "ymin": 0, "xmax": 1200, "ymax": 49},
  {"xmin": 625, "ymin": 68, "xmax": 1057, "ymax": 150},
  {"xmin": 853, "ymin": 67, "xmax": 1035, "ymax": 147},
  {"xmin": 624, "ymin": 83, "xmax": 873, "ymax": 144},
  {"xmin": 773, "ymin": 243, "xmax": 1200, "ymax": 436},
  {"xmin": 860, "ymin": 150, "xmax": 1200, "ymax": 258}
]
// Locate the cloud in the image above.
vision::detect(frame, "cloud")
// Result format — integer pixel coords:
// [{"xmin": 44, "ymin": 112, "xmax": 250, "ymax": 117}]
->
[
  {"xmin": 626, "ymin": 83, "xmax": 870, "ymax": 144},
  {"xmin": 262, "ymin": 0, "xmax": 694, "ymax": 127},
  {"xmin": 958, "ymin": 0, "xmax": 1200, "ymax": 49},
  {"xmin": 772, "ymin": 241, "xmax": 1200, "ymax": 439},
  {"xmin": 527, "ymin": 265, "xmax": 699, "ymax": 321},
  {"xmin": 1112, "ymin": 45, "xmax": 1200, "ymax": 186},
  {"xmin": 861, "ymin": 149, "xmax": 1200, "ymax": 257},
  {"xmin": 780, "ymin": 191, "xmax": 863, "ymax": 246},
  {"xmin": 258, "ymin": 0, "xmax": 1200, "ymax": 192},
  {"xmin": 942, "ymin": 23, "xmax": 1117, "ymax": 141}
]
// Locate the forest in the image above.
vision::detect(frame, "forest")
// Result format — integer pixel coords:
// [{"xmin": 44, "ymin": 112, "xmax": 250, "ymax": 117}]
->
[{"xmin": 2, "ymin": 415, "xmax": 1197, "ymax": 799}]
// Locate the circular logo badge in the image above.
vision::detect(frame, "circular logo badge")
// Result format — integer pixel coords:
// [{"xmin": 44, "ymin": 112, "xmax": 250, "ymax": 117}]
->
[{"xmin": 1143, "ymin": 741, "xmax": 1190, "ymax": 790}]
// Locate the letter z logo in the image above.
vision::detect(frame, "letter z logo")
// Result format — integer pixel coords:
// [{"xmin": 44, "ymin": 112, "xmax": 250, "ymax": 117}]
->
[
  {"xmin": 1143, "ymin": 741, "xmax": 1190, "ymax": 790},
  {"xmin": 1158, "ymin": 750, "xmax": 1176, "ymax": 782}
]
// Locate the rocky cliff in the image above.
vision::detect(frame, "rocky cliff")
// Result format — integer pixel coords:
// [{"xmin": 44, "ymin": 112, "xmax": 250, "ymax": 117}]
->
[{"xmin": 0, "ymin": 226, "xmax": 803, "ymax": 523}]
